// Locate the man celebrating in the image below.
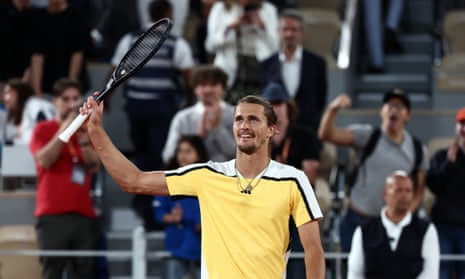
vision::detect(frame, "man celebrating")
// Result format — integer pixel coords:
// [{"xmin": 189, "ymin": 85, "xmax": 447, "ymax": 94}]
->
[
  {"xmin": 318, "ymin": 89, "xmax": 428, "ymax": 251},
  {"xmin": 80, "ymin": 94, "xmax": 325, "ymax": 278}
]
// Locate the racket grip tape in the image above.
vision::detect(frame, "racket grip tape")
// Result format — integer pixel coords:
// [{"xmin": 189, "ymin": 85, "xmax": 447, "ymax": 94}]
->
[{"xmin": 58, "ymin": 113, "xmax": 90, "ymax": 143}]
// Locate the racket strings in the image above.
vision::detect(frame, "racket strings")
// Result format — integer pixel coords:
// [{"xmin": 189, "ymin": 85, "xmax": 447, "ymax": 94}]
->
[{"xmin": 115, "ymin": 23, "xmax": 169, "ymax": 80}]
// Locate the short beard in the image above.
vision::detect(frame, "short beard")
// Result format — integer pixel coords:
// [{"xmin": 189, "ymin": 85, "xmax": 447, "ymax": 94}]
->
[{"xmin": 238, "ymin": 143, "xmax": 257, "ymax": 155}]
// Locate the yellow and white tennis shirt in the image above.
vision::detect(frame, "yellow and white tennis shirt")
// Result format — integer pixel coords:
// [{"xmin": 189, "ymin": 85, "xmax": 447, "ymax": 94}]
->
[{"xmin": 165, "ymin": 159, "xmax": 323, "ymax": 279}]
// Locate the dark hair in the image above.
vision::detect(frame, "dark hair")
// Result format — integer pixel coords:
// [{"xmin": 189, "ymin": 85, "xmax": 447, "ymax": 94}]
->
[
  {"xmin": 287, "ymin": 99, "xmax": 300, "ymax": 122},
  {"xmin": 224, "ymin": 0, "xmax": 262, "ymax": 10},
  {"xmin": 52, "ymin": 78, "xmax": 82, "ymax": 97},
  {"xmin": 190, "ymin": 64, "xmax": 228, "ymax": 89},
  {"xmin": 279, "ymin": 9, "xmax": 305, "ymax": 28},
  {"xmin": 5, "ymin": 78, "xmax": 34, "ymax": 125},
  {"xmin": 149, "ymin": 0, "xmax": 172, "ymax": 22},
  {"xmin": 165, "ymin": 135, "xmax": 209, "ymax": 169},
  {"xmin": 236, "ymin": 95, "xmax": 277, "ymax": 126}
]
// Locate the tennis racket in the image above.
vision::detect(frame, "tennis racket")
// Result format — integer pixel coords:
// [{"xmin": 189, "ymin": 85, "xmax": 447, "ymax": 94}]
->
[{"xmin": 58, "ymin": 18, "xmax": 173, "ymax": 142}]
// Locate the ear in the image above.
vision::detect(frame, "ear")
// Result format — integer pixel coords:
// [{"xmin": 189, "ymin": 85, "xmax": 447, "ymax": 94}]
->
[{"xmin": 268, "ymin": 125, "xmax": 276, "ymax": 138}]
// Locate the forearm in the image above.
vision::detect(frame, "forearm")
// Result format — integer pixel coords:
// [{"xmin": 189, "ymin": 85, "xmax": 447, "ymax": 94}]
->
[
  {"xmin": 305, "ymin": 247, "xmax": 325, "ymax": 279},
  {"xmin": 88, "ymin": 124, "xmax": 169, "ymax": 195},
  {"xmin": 35, "ymin": 134, "xmax": 64, "ymax": 169},
  {"xmin": 318, "ymin": 107, "xmax": 338, "ymax": 141},
  {"xmin": 69, "ymin": 51, "xmax": 84, "ymax": 80},
  {"xmin": 30, "ymin": 54, "xmax": 44, "ymax": 96},
  {"xmin": 80, "ymin": 144, "xmax": 101, "ymax": 173}
]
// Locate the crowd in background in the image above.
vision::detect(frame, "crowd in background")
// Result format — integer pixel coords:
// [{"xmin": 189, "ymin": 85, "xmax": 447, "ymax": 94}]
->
[{"xmin": 0, "ymin": 0, "xmax": 465, "ymax": 278}]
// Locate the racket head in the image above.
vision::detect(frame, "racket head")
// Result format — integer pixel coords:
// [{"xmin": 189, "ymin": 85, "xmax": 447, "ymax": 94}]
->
[{"xmin": 95, "ymin": 18, "xmax": 173, "ymax": 102}]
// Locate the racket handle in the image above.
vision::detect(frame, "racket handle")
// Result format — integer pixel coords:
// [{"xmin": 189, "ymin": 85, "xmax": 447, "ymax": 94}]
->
[{"xmin": 58, "ymin": 113, "xmax": 90, "ymax": 143}]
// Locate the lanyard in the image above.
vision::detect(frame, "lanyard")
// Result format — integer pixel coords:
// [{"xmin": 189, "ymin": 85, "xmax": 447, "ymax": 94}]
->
[{"xmin": 67, "ymin": 142, "xmax": 80, "ymax": 164}]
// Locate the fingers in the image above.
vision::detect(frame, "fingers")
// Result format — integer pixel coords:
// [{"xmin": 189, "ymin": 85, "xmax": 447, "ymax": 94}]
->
[
  {"xmin": 329, "ymin": 93, "xmax": 352, "ymax": 111},
  {"xmin": 79, "ymin": 94, "xmax": 105, "ymax": 123}
]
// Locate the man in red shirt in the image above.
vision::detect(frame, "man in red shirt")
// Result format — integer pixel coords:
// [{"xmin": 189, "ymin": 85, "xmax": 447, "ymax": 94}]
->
[{"xmin": 29, "ymin": 78, "xmax": 101, "ymax": 279}]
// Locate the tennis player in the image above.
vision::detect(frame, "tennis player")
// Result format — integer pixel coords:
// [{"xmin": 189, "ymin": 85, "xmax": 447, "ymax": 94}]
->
[{"xmin": 81, "ymin": 94, "xmax": 325, "ymax": 278}]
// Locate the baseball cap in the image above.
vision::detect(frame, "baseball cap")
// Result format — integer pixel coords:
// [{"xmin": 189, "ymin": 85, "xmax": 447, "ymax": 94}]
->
[
  {"xmin": 456, "ymin": 107, "xmax": 465, "ymax": 122},
  {"xmin": 382, "ymin": 88, "xmax": 411, "ymax": 111},
  {"xmin": 261, "ymin": 82, "xmax": 289, "ymax": 103}
]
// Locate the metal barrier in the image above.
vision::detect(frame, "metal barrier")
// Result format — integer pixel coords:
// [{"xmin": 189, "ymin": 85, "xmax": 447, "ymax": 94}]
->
[{"xmin": 0, "ymin": 226, "xmax": 464, "ymax": 279}]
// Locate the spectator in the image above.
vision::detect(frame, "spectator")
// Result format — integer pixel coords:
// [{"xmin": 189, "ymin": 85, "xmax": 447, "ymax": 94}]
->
[
  {"xmin": 81, "ymin": 94, "xmax": 325, "ymax": 278},
  {"xmin": 348, "ymin": 170, "xmax": 439, "ymax": 279},
  {"xmin": 162, "ymin": 64, "xmax": 235, "ymax": 163},
  {"xmin": 0, "ymin": 0, "xmax": 38, "ymax": 82},
  {"xmin": 112, "ymin": 0, "xmax": 195, "ymax": 232},
  {"xmin": 205, "ymin": 0, "xmax": 279, "ymax": 104},
  {"xmin": 191, "ymin": 0, "xmax": 217, "ymax": 64},
  {"xmin": 2, "ymin": 78, "xmax": 55, "ymax": 144},
  {"xmin": 262, "ymin": 82, "xmax": 325, "ymax": 279},
  {"xmin": 29, "ymin": 78, "xmax": 100, "ymax": 279},
  {"xmin": 362, "ymin": 0, "xmax": 405, "ymax": 73},
  {"xmin": 90, "ymin": 0, "xmax": 190, "ymax": 62},
  {"xmin": 154, "ymin": 135, "xmax": 208, "ymax": 279},
  {"xmin": 260, "ymin": 9, "xmax": 327, "ymax": 132},
  {"xmin": 0, "ymin": 83, "xmax": 6, "ymax": 161},
  {"xmin": 29, "ymin": 0, "xmax": 92, "ymax": 96},
  {"xmin": 426, "ymin": 107, "xmax": 465, "ymax": 279},
  {"xmin": 90, "ymin": 0, "xmax": 142, "ymax": 62},
  {"xmin": 318, "ymin": 89, "xmax": 428, "ymax": 252}
]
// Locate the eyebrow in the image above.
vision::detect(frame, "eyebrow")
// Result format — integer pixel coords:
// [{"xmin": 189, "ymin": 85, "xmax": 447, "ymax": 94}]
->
[{"xmin": 234, "ymin": 115, "xmax": 260, "ymax": 121}]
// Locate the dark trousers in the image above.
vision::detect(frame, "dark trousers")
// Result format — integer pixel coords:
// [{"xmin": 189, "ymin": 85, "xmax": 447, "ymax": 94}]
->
[
  {"xmin": 339, "ymin": 207, "xmax": 373, "ymax": 252},
  {"xmin": 127, "ymin": 110, "xmax": 173, "ymax": 231},
  {"xmin": 36, "ymin": 214, "xmax": 99, "ymax": 279}
]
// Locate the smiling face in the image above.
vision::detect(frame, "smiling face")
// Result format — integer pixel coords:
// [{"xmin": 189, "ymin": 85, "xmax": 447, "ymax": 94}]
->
[
  {"xmin": 380, "ymin": 97, "xmax": 411, "ymax": 133},
  {"xmin": 233, "ymin": 102, "xmax": 275, "ymax": 155}
]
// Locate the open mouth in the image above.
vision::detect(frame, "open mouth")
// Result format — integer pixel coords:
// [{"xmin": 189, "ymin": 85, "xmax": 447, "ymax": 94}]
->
[
  {"xmin": 389, "ymin": 115, "xmax": 398, "ymax": 122},
  {"xmin": 238, "ymin": 133, "xmax": 254, "ymax": 141}
]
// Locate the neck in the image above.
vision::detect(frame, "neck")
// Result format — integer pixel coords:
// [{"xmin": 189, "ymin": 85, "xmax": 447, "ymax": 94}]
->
[
  {"xmin": 236, "ymin": 149, "xmax": 271, "ymax": 178},
  {"xmin": 283, "ymin": 47, "xmax": 297, "ymax": 61},
  {"xmin": 386, "ymin": 208, "xmax": 408, "ymax": 224},
  {"xmin": 382, "ymin": 125, "xmax": 404, "ymax": 144}
]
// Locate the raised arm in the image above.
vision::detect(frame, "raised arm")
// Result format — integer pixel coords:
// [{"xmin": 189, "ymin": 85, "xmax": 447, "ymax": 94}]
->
[
  {"xmin": 318, "ymin": 93, "xmax": 354, "ymax": 146},
  {"xmin": 81, "ymin": 94, "xmax": 170, "ymax": 196}
]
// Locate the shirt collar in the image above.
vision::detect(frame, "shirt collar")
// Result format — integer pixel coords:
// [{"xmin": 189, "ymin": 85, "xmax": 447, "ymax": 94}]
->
[
  {"xmin": 380, "ymin": 206, "xmax": 412, "ymax": 229},
  {"xmin": 279, "ymin": 46, "xmax": 303, "ymax": 62}
]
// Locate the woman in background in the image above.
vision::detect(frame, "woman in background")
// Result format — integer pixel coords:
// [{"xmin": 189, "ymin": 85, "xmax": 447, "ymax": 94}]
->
[
  {"xmin": 2, "ymin": 78, "xmax": 54, "ymax": 144},
  {"xmin": 205, "ymin": 0, "xmax": 279, "ymax": 103},
  {"xmin": 153, "ymin": 135, "xmax": 209, "ymax": 279}
]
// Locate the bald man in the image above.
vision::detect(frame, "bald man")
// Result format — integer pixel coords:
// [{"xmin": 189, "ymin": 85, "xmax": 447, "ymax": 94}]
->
[{"xmin": 348, "ymin": 171, "xmax": 440, "ymax": 279}]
